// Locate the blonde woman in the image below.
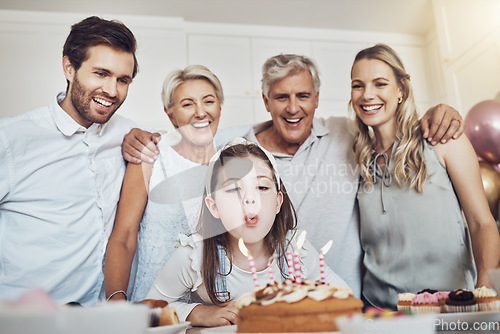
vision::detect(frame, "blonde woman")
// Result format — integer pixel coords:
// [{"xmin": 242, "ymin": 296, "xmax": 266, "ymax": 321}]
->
[{"xmin": 350, "ymin": 44, "xmax": 500, "ymax": 309}]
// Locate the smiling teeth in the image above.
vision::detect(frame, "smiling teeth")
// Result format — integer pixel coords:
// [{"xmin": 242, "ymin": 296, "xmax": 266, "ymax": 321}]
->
[
  {"xmin": 285, "ymin": 118, "xmax": 300, "ymax": 123},
  {"xmin": 192, "ymin": 121, "xmax": 209, "ymax": 128},
  {"xmin": 94, "ymin": 98, "xmax": 112, "ymax": 107},
  {"xmin": 362, "ymin": 105, "xmax": 382, "ymax": 111}
]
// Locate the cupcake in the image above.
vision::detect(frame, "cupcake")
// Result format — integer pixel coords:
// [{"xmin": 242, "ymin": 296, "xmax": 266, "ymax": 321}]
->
[
  {"xmin": 445, "ymin": 289, "xmax": 478, "ymax": 313},
  {"xmin": 434, "ymin": 291, "xmax": 450, "ymax": 312},
  {"xmin": 473, "ymin": 286, "xmax": 500, "ymax": 311},
  {"xmin": 410, "ymin": 292, "xmax": 441, "ymax": 314},
  {"xmin": 397, "ymin": 293, "xmax": 415, "ymax": 312}
]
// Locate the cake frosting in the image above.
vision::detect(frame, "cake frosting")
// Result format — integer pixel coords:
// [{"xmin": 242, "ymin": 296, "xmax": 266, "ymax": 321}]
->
[
  {"xmin": 398, "ymin": 292, "xmax": 415, "ymax": 302},
  {"xmin": 396, "ymin": 292, "xmax": 415, "ymax": 311},
  {"xmin": 236, "ymin": 279, "xmax": 352, "ymax": 308},
  {"xmin": 434, "ymin": 291, "xmax": 450, "ymax": 301},
  {"xmin": 473, "ymin": 286, "xmax": 500, "ymax": 311},
  {"xmin": 236, "ymin": 279, "xmax": 362, "ymax": 333},
  {"xmin": 473, "ymin": 286, "xmax": 498, "ymax": 298},
  {"xmin": 412, "ymin": 292, "xmax": 439, "ymax": 305}
]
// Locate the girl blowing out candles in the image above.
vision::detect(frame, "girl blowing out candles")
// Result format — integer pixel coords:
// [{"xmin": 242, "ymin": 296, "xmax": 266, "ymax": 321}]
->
[
  {"xmin": 145, "ymin": 139, "xmax": 349, "ymax": 327},
  {"xmin": 350, "ymin": 44, "xmax": 500, "ymax": 309}
]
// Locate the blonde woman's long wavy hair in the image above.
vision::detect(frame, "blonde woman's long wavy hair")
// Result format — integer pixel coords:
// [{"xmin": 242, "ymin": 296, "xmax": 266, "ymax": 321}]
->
[{"xmin": 350, "ymin": 43, "xmax": 427, "ymax": 192}]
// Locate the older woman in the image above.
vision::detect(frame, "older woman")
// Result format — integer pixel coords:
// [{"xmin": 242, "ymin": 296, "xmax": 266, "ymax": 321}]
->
[{"xmin": 104, "ymin": 65, "xmax": 224, "ymax": 302}]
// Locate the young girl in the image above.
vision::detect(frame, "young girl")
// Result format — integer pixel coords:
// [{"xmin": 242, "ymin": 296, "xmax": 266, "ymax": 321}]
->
[
  {"xmin": 350, "ymin": 43, "xmax": 500, "ymax": 309},
  {"xmin": 146, "ymin": 139, "xmax": 350, "ymax": 327}
]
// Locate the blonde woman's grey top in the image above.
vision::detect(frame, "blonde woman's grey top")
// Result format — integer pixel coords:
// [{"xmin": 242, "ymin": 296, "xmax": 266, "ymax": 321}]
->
[{"xmin": 359, "ymin": 141, "xmax": 476, "ymax": 309}]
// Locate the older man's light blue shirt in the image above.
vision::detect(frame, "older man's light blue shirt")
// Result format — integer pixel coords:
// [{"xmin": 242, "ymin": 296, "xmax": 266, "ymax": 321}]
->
[{"xmin": 0, "ymin": 93, "xmax": 135, "ymax": 305}]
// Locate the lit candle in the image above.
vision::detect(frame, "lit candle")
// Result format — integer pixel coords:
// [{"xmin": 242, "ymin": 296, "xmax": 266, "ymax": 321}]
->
[
  {"xmin": 239, "ymin": 238, "xmax": 259, "ymax": 288},
  {"xmin": 319, "ymin": 240, "xmax": 333, "ymax": 283},
  {"xmin": 294, "ymin": 230, "xmax": 307, "ymax": 286},
  {"xmin": 286, "ymin": 250, "xmax": 294, "ymax": 281},
  {"xmin": 267, "ymin": 255, "xmax": 275, "ymax": 283}
]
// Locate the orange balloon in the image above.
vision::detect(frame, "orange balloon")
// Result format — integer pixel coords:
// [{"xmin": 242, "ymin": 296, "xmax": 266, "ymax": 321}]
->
[{"xmin": 479, "ymin": 161, "xmax": 500, "ymax": 219}]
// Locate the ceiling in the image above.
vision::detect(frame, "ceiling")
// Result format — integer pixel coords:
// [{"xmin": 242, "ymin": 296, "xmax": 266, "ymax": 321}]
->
[{"xmin": 0, "ymin": 0, "xmax": 435, "ymax": 36}]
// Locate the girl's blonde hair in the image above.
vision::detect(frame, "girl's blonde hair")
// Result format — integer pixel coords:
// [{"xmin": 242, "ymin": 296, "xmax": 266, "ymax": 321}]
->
[
  {"xmin": 198, "ymin": 143, "xmax": 297, "ymax": 304},
  {"xmin": 350, "ymin": 43, "xmax": 427, "ymax": 192}
]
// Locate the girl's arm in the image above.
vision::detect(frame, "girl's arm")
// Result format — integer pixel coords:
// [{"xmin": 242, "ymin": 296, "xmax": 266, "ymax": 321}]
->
[
  {"xmin": 184, "ymin": 302, "xmax": 238, "ymax": 327},
  {"xmin": 436, "ymin": 135, "xmax": 500, "ymax": 287},
  {"xmin": 146, "ymin": 240, "xmax": 238, "ymax": 327},
  {"xmin": 104, "ymin": 162, "xmax": 152, "ymax": 301}
]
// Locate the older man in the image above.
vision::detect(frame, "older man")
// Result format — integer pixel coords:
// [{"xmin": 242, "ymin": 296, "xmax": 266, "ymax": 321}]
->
[
  {"xmin": 123, "ymin": 54, "xmax": 463, "ymax": 297},
  {"xmin": 0, "ymin": 16, "xmax": 138, "ymax": 305}
]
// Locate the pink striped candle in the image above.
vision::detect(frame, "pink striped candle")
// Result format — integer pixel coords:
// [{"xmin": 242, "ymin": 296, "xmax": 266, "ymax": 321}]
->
[
  {"xmin": 239, "ymin": 238, "xmax": 259, "ymax": 288},
  {"xmin": 294, "ymin": 231, "xmax": 307, "ymax": 286},
  {"xmin": 286, "ymin": 250, "xmax": 294, "ymax": 281},
  {"xmin": 319, "ymin": 252, "xmax": 325, "ymax": 283},
  {"xmin": 267, "ymin": 257, "xmax": 275, "ymax": 283},
  {"xmin": 293, "ymin": 250, "xmax": 302, "ymax": 285},
  {"xmin": 320, "ymin": 240, "xmax": 333, "ymax": 283}
]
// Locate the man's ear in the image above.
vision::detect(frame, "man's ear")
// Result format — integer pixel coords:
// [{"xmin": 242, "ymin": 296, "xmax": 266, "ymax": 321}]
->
[
  {"xmin": 275, "ymin": 191, "xmax": 284, "ymax": 215},
  {"xmin": 263, "ymin": 93, "xmax": 271, "ymax": 113},
  {"xmin": 205, "ymin": 196, "xmax": 220, "ymax": 219},
  {"xmin": 62, "ymin": 56, "xmax": 75, "ymax": 83}
]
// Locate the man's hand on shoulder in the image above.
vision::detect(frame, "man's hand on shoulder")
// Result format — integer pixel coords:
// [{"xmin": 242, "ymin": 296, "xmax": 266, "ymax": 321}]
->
[
  {"xmin": 420, "ymin": 104, "xmax": 464, "ymax": 145},
  {"xmin": 122, "ymin": 128, "xmax": 161, "ymax": 164}
]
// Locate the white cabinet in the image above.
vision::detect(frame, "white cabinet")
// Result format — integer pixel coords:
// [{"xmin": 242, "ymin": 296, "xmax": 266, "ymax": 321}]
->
[
  {"xmin": 187, "ymin": 33, "xmax": 314, "ymax": 126},
  {"xmin": 433, "ymin": 0, "xmax": 500, "ymax": 63},
  {"xmin": 442, "ymin": 29, "xmax": 500, "ymax": 115},
  {"xmin": 312, "ymin": 41, "xmax": 369, "ymax": 118},
  {"xmin": 0, "ymin": 11, "xmax": 186, "ymax": 131},
  {"xmin": 432, "ymin": 0, "xmax": 500, "ymax": 115},
  {"xmin": 218, "ymin": 96, "xmax": 256, "ymax": 130},
  {"xmin": 391, "ymin": 45, "xmax": 433, "ymax": 113},
  {"xmin": 188, "ymin": 34, "xmax": 252, "ymax": 98},
  {"xmin": 187, "ymin": 33, "xmax": 436, "ymax": 124},
  {"xmin": 0, "ymin": 11, "xmax": 435, "ymax": 130},
  {"xmin": 120, "ymin": 18, "xmax": 186, "ymax": 131},
  {"xmin": 0, "ymin": 12, "xmax": 70, "ymax": 117}
]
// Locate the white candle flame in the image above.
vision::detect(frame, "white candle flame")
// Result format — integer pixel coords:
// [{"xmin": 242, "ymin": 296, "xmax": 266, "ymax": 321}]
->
[
  {"xmin": 320, "ymin": 240, "xmax": 333, "ymax": 255},
  {"xmin": 296, "ymin": 230, "xmax": 307, "ymax": 250},
  {"xmin": 238, "ymin": 238, "xmax": 250, "ymax": 257}
]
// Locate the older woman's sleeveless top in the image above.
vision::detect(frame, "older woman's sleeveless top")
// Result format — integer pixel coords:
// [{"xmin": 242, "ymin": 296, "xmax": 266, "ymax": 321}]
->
[{"xmin": 358, "ymin": 140, "xmax": 476, "ymax": 309}]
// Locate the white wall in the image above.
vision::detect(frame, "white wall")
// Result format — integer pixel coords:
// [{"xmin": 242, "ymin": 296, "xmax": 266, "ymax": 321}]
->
[
  {"xmin": 431, "ymin": 0, "xmax": 500, "ymax": 116},
  {"xmin": 0, "ymin": 10, "xmax": 436, "ymax": 132},
  {"xmin": 0, "ymin": 10, "xmax": 185, "ymax": 131}
]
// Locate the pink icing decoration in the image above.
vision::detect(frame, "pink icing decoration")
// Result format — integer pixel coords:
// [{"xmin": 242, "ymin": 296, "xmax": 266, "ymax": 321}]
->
[
  {"xmin": 435, "ymin": 291, "xmax": 450, "ymax": 301},
  {"xmin": 412, "ymin": 292, "xmax": 439, "ymax": 305}
]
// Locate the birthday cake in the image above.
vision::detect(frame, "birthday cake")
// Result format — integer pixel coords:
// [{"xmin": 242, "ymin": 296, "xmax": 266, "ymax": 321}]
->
[{"xmin": 235, "ymin": 279, "xmax": 363, "ymax": 333}]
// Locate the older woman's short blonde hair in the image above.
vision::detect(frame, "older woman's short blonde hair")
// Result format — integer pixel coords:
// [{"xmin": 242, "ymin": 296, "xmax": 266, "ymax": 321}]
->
[{"xmin": 161, "ymin": 65, "xmax": 224, "ymax": 109}]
